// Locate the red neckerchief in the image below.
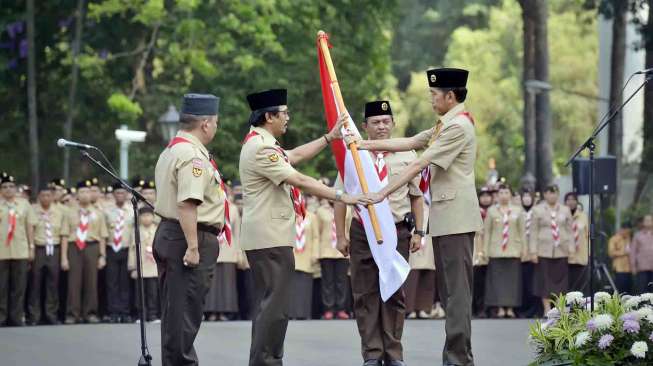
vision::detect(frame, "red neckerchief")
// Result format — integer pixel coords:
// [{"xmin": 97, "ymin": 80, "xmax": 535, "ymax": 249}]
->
[
  {"xmin": 243, "ymin": 131, "xmax": 306, "ymax": 219},
  {"xmin": 167, "ymin": 136, "xmax": 232, "ymax": 245}
]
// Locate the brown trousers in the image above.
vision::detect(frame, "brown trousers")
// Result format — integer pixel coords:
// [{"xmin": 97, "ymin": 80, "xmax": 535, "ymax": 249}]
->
[
  {"xmin": 0, "ymin": 259, "xmax": 29, "ymax": 325},
  {"xmin": 66, "ymin": 241, "xmax": 99, "ymax": 320},
  {"xmin": 433, "ymin": 233, "xmax": 475, "ymax": 366},
  {"xmin": 350, "ymin": 220, "xmax": 410, "ymax": 362},
  {"xmin": 154, "ymin": 220, "xmax": 219, "ymax": 366},
  {"xmin": 29, "ymin": 246, "xmax": 61, "ymax": 322},
  {"xmin": 246, "ymin": 246, "xmax": 294, "ymax": 366}
]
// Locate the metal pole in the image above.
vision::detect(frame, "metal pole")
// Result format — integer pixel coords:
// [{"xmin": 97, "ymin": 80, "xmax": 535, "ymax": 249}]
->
[{"xmin": 589, "ymin": 140, "xmax": 596, "ymax": 311}]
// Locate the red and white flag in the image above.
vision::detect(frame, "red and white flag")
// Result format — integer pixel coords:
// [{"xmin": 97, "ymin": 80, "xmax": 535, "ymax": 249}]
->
[{"xmin": 318, "ymin": 33, "xmax": 409, "ymax": 301}]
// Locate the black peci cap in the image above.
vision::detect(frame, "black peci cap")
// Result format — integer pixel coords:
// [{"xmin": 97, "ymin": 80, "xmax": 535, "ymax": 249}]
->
[
  {"xmin": 364, "ymin": 100, "xmax": 393, "ymax": 119},
  {"xmin": 246, "ymin": 89, "xmax": 287, "ymax": 111},
  {"xmin": 426, "ymin": 68, "xmax": 469, "ymax": 88}
]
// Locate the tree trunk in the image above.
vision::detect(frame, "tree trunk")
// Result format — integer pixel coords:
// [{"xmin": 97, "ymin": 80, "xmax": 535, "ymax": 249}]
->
[
  {"xmin": 534, "ymin": 0, "xmax": 553, "ymax": 189},
  {"xmin": 608, "ymin": 0, "xmax": 627, "ymax": 157},
  {"xmin": 519, "ymin": 0, "xmax": 537, "ymax": 191},
  {"xmin": 633, "ymin": 0, "xmax": 653, "ymax": 203},
  {"xmin": 26, "ymin": 0, "xmax": 39, "ymax": 195},
  {"xmin": 62, "ymin": 0, "xmax": 86, "ymax": 183}
]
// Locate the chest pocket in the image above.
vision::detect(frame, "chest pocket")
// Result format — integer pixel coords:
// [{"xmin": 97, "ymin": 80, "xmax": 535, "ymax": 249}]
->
[
  {"xmin": 271, "ymin": 206, "xmax": 292, "ymax": 220},
  {"xmin": 432, "ymin": 189, "xmax": 456, "ymax": 203}
]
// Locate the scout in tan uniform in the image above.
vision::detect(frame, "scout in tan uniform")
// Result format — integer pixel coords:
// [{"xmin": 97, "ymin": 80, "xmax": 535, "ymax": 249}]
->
[
  {"xmin": 317, "ymin": 198, "xmax": 350, "ymax": 320},
  {"xmin": 205, "ymin": 195, "xmax": 241, "ymax": 321},
  {"xmin": 239, "ymin": 88, "xmax": 363, "ymax": 366},
  {"xmin": 564, "ymin": 192, "xmax": 589, "ymax": 294},
  {"xmin": 104, "ymin": 182, "xmax": 134, "ymax": 323},
  {"xmin": 608, "ymin": 223, "xmax": 632, "ymax": 294},
  {"xmin": 128, "ymin": 207, "xmax": 159, "ymax": 322},
  {"xmin": 480, "ymin": 184, "xmax": 525, "ymax": 318},
  {"xmin": 359, "ymin": 69, "xmax": 482, "ymax": 366},
  {"xmin": 335, "ymin": 100, "xmax": 424, "ymax": 366},
  {"xmin": 289, "ymin": 194, "xmax": 320, "ymax": 320},
  {"xmin": 153, "ymin": 93, "xmax": 224, "ymax": 366},
  {"xmin": 472, "ymin": 187, "xmax": 492, "ymax": 318},
  {"xmin": 65, "ymin": 179, "xmax": 108, "ymax": 324},
  {"xmin": 0, "ymin": 172, "xmax": 36, "ymax": 326},
  {"xmin": 528, "ymin": 184, "xmax": 574, "ymax": 315},
  {"xmin": 406, "ymin": 202, "xmax": 437, "ymax": 319},
  {"xmin": 517, "ymin": 189, "xmax": 541, "ymax": 318},
  {"xmin": 28, "ymin": 185, "xmax": 69, "ymax": 324}
]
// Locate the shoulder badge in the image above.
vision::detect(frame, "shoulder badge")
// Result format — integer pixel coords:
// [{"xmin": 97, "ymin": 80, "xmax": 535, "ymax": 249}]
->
[
  {"xmin": 268, "ymin": 153, "xmax": 279, "ymax": 163},
  {"xmin": 192, "ymin": 158, "xmax": 204, "ymax": 177}
]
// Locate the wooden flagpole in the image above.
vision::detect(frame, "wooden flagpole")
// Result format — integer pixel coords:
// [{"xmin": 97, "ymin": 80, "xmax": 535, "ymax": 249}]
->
[{"xmin": 318, "ymin": 30, "xmax": 383, "ymax": 244}]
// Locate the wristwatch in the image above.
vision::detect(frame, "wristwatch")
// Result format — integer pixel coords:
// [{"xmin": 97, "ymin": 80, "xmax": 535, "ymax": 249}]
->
[
  {"xmin": 335, "ymin": 189, "xmax": 344, "ymax": 202},
  {"xmin": 414, "ymin": 230, "xmax": 426, "ymax": 237}
]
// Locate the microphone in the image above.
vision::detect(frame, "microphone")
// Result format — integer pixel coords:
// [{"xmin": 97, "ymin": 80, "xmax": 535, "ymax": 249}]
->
[
  {"xmin": 57, "ymin": 138, "xmax": 94, "ymax": 150},
  {"xmin": 635, "ymin": 68, "xmax": 653, "ymax": 75}
]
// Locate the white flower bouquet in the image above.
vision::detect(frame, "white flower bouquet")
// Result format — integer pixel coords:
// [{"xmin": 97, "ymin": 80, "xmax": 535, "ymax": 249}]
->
[{"xmin": 529, "ymin": 292, "xmax": 653, "ymax": 365}]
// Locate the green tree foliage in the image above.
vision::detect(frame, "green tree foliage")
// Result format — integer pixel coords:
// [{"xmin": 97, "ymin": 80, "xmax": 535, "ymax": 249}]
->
[
  {"xmin": 398, "ymin": 0, "xmax": 599, "ymax": 188},
  {"xmin": 0, "ymin": 0, "xmax": 396, "ymax": 185}
]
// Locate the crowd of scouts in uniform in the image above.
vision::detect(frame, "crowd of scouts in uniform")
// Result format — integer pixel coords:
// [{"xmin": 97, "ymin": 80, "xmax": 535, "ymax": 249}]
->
[
  {"xmin": 2, "ymin": 160, "xmax": 653, "ymax": 329},
  {"xmin": 2, "ymin": 157, "xmax": 653, "ymax": 329}
]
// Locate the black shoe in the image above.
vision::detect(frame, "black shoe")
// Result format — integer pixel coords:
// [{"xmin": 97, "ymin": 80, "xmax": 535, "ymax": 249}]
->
[
  {"xmin": 108, "ymin": 315, "xmax": 120, "ymax": 323},
  {"xmin": 363, "ymin": 360, "xmax": 383, "ymax": 366},
  {"xmin": 388, "ymin": 361, "xmax": 407, "ymax": 366}
]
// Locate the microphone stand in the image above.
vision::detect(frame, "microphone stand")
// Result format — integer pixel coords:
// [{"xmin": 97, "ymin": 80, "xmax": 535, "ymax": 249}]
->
[
  {"xmin": 566, "ymin": 73, "xmax": 652, "ymax": 311},
  {"xmin": 78, "ymin": 149, "xmax": 153, "ymax": 366}
]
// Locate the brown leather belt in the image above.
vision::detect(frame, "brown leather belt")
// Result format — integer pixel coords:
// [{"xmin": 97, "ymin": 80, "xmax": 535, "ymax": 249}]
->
[{"xmin": 160, "ymin": 218, "xmax": 221, "ymax": 236}]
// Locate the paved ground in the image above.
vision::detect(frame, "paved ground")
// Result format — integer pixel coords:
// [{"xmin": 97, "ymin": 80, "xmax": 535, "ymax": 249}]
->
[{"xmin": 0, "ymin": 319, "xmax": 535, "ymax": 365}]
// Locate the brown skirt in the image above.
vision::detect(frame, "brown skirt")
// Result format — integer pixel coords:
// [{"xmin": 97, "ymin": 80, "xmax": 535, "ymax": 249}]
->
[
  {"xmin": 404, "ymin": 269, "xmax": 436, "ymax": 313},
  {"xmin": 204, "ymin": 263, "xmax": 239, "ymax": 313},
  {"xmin": 533, "ymin": 257, "xmax": 569, "ymax": 299},
  {"xmin": 485, "ymin": 258, "xmax": 522, "ymax": 307},
  {"xmin": 289, "ymin": 271, "xmax": 313, "ymax": 319}
]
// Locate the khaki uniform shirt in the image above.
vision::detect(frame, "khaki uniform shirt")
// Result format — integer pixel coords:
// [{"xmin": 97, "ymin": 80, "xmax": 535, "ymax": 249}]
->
[
  {"xmin": 0, "ymin": 198, "xmax": 36, "ymax": 260},
  {"xmin": 128, "ymin": 224, "xmax": 158, "ymax": 278},
  {"xmin": 239, "ymin": 127, "xmax": 299, "ymax": 251},
  {"xmin": 316, "ymin": 204, "xmax": 344, "ymax": 259},
  {"xmin": 154, "ymin": 131, "xmax": 226, "ymax": 229},
  {"xmin": 568, "ymin": 210, "xmax": 589, "ymax": 265},
  {"xmin": 528, "ymin": 203, "xmax": 574, "ymax": 259},
  {"xmin": 217, "ymin": 200, "xmax": 241, "ymax": 264},
  {"xmin": 414, "ymin": 103, "xmax": 483, "ymax": 237},
  {"xmin": 473, "ymin": 207, "xmax": 490, "ymax": 266},
  {"xmin": 66, "ymin": 205, "xmax": 109, "ymax": 243},
  {"xmin": 294, "ymin": 211, "xmax": 320, "ymax": 273},
  {"xmin": 482, "ymin": 204, "xmax": 526, "ymax": 259},
  {"xmin": 608, "ymin": 234, "xmax": 631, "ymax": 273},
  {"xmin": 33, "ymin": 204, "xmax": 69, "ymax": 245},
  {"xmin": 104, "ymin": 204, "xmax": 134, "ymax": 251}
]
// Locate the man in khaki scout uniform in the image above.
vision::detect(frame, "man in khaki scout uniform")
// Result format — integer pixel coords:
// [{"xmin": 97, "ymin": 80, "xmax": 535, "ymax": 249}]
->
[
  {"xmin": 528, "ymin": 185, "xmax": 574, "ymax": 316},
  {"xmin": 239, "ymin": 88, "xmax": 363, "ymax": 366},
  {"xmin": 316, "ymin": 199, "xmax": 350, "ymax": 320},
  {"xmin": 29, "ymin": 185, "xmax": 69, "ymax": 325},
  {"xmin": 358, "ymin": 68, "xmax": 482, "ymax": 366},
  {"xmin": 104, "ymin": 182, "xmax": 134, "ymax": 323},
  {"xmin": 65, "ymin": 179, "xmax": 108, "ymax": 324},
  {"xmin": 0, "ymin": 172, "xmax": 36, "ymax": 326},
  {"xmin": 128, "ymin": 206, "xmax": 159, "ymax": 322},
  {"xmin": 335, "ymin": 100, "xmax": 424, "ymax": 366},
  {"xmin": 153, "ymin": 93, "xmax": 224, "ymax": 366},
  {"xmin": 564, "ymin": 192, "xmax": 589, "ymax": 294}
]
